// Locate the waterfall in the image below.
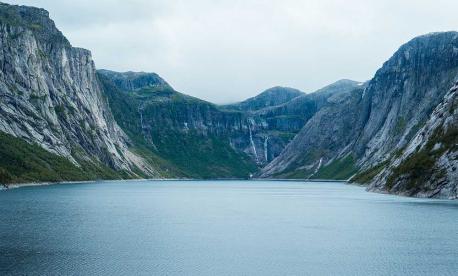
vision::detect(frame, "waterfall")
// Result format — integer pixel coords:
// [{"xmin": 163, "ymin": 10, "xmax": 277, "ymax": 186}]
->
[
  {"xmin": 138, "ymin": 105, "xmax": 157, "ymax": 150},
  {"xmin": 314, "ymin": 158, "xmax": 323, "ymax": 174},
  {"xmin": 248, "ymin": 124, "xmax": 259, "ymax": 163},
  {"xmin": 264, "ymin": 136, "xmax": 269, "ymax": 162}
]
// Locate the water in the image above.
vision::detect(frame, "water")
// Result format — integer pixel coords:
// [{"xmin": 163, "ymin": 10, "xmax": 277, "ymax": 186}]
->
[{"xmin": 0, "ymin": 180, "xmax": 457, "ymax": 275}]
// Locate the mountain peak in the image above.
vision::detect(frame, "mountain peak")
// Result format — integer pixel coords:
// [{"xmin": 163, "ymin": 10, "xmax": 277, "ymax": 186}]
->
[
  {"xmin": 261, "ymin": 86, "xmax": 304, "ymax": 96},
  {"xmin": 97, "ymin": 69, "xmax": 170, "ymax": 91},
  {"xmin": 312, "ymin": 79, "xmax": 362, "ymax": 97},
  {"xmin": 377, "ymin": 31, "xmax": 458, "ymax": 77},
  {"xmin": 399, "ymin": 31, "xmax": 458, "ymax": 56},
  {"xmin": 411, "ymin": 31, "xmax": 458, "ymax": 41},
  {"xmin": 0, "ymin": 2, "xmax": 69, "ymax": 46},
  {"xmin": 224, "ymin": 86, "xmax": 304, "ymax": 111}
]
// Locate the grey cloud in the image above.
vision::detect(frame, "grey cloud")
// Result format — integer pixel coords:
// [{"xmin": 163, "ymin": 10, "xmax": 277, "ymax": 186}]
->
[{"xmin": 5, "ymin": 0, "xmax": 458, "ymax": 103}]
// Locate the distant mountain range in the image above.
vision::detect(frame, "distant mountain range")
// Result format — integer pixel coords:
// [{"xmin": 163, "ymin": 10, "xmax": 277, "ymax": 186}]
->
[{"xmin": 0, "ymin": 3, "xmax": 456, "ymax": 198}]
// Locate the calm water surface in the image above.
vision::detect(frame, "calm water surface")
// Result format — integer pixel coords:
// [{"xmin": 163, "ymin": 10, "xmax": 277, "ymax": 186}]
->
[{"xmin": 0, "ymin": 180, "xmax": 457, "ymax": 275}]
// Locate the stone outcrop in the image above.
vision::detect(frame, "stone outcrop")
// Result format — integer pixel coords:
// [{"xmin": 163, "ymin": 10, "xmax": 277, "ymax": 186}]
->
[
  {"xmin": 0, "ymin": 3, "xmax": 456, "ymax": 197},
  {"xmin": 0, "ymin": 3, "xmax": 158, "ymax": 177},
  {"xmin": 368, "ymin": 84, "xmax": 457, "ymax": 198},
  {"xmin": 262, "ymin": 32, "xmax": 458, "ymax": 198}
]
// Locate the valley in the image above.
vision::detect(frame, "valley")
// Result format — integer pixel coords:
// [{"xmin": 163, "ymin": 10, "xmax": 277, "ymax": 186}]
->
[{"xmin": 0, "ymin": 3, "xmax": 456, "ymax": 198}]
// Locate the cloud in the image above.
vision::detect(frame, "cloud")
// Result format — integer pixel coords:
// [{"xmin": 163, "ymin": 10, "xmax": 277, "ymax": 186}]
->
[{"xmin": 5, "ymin": 0, "xmax": 458, "ymax": 103}]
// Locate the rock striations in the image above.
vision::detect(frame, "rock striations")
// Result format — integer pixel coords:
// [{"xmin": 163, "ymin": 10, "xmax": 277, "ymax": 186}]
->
[
  {"xmin": 99, "ymin": 70, "xmax": 360, "ymax": 177},
  {"xmin": 0, "ymin": 3, "xmax": 160, "ymax": 180},
  {"xmin": 262, "ymin": 32, "xmax": 458, "ymax": 198},
  {"xmin": 0, "ymin": 3, "xmax": 456, "ymax": 198},
  {"xmin": 367, "ymin": 84, "xmax": 457, "ymax": 198}
]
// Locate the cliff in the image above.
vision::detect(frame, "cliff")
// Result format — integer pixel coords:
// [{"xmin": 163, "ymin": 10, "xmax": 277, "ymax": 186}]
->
[
  {"xmin": 366, "ymin": 83, "xmax": 457, "ymax": 198},
  {"xmin": 0, "ymin": 3, "xmax": 162, "ymax": 182},
  {"xmin": 262, "ymin": 32, "xmax": 458, "ymax": 198}
]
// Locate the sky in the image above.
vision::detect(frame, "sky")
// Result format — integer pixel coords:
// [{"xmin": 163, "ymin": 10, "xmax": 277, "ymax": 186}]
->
[{"xmin": 5, "ymin": 0, "xmax": 458, "ymax": 103}]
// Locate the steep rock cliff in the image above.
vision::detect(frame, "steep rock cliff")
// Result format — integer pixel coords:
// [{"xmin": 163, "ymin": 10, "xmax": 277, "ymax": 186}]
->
[
  {"xmin": 366, "ymin": 83, "xmax": 457, "ymax": 198},
  {"xmin": 260, "ymin": 86, "xmax": 365, "ymax": 178},
  {"xmin": 225, "ymin": 80, "xmax": 362, "ymax": 165},
  {"xmin": 262, "ymin": 32, "xmax": 458, "ymax": 192},
  {"xmin": 0, "ymin": 3, "xmax": 159, "ymax": 181},
  {"xmin": 354, "ymin": 32, "xmax": 458, "ymax": 168},
  {"xmin": 100, "ymin": 70, "xmax": 361, "ymax": 176},
  {"xmin": 99, "ymin": 71, "xmax": 257, "ymax": 178}
]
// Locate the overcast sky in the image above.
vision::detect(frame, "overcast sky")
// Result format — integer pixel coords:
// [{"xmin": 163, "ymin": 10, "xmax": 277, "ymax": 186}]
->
[{"xmin": 6, "ymin": 0, "xmax": 458, "ymax": 103}]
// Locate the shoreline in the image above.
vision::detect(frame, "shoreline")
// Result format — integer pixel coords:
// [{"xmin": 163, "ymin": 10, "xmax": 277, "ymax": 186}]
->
[
  {"xmin": 3, "ymin": 179, "xmax": 456, "ymax": 200},
  {"xmin": 1, "ymin": 178, "xmax": 348, "ymax": 190}
]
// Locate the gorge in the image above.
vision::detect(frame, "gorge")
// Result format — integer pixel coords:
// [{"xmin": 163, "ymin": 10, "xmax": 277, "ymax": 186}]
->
[{"xmin": 0, "ymin": 3, "xmax": 456, "ymax": 199}]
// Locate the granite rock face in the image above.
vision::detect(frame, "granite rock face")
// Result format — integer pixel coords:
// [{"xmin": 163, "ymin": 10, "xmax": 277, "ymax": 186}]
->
[
  {"xmin": 98, "ymin": 71, "xmax": 257, "ymax": 178},
  {"xmin": 260, "ymin": 86, "xmax": 365, "ymax": 178},
  {"xmin": 99, "ymin": 71, "xmax": 298, "ymax": 175},
  {"xmin": 368, "ymin": 84, "xmax": 457, "ymax": 198},
  {"xmin": 100, "ymin": 70, "xmax": 360, "ymax": 172},
  {"xmin": 227, "ymin": 80, "xmax": 362, "ymax": 165},
  {"xmin": 252, "ymin": 80, "xmax": 362, "ymax": 133},
  {"xmin": 1, "ymin": 3, "xmax": 456, "ymax": 194},
  {"xmin": 0, "ymin": 3, "xmax": 157, "ymax": 177},
  {"xmin": 354, "ymin": 32, "xmax": 458, "ymax": 168},
  {"xmin": 262, "ymin": 32, "xmax": 458, "ymax": 198},
  {"xmin": 354, "ymin": 32, "xmax": 458, "ymax": 198}
]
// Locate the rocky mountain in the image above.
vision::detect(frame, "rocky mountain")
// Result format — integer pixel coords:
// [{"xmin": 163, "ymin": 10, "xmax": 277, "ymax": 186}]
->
[
  {"xmin": 98, "ymin": 71, "xmax": 257, "ymax": 178},
  {"xmin": 0, "ymin": 3, "xmax": 166, "ymax": 183},
  {"xmin": 262, "ymin": 32, "xmax": 458, "ymax": 198},
  {"xmin": 99, "ymin": 70, "xmax": 361, "ymax": 177},
  {"xmin": 260, "ymin": 85, "xmax": 366, "ymax": 179},
  {"xmin": 0, "ymin": 2, "xmax": 356, "ymax": 183},
  {"xmin": 97, "ymin": 69, "xmax": 170, "ymax": 91},
  {"xmin": 252, "ymin": 80, "xmax": 362, "ymax": 133},
  {"xmin": 240, "ymin": 79, "xmax": 362, "ymax": 166},
  {"xmin": 353, "ymin": 32, "xmax": 458, "ymax": 168},
  {"xmin": 223, "ymin": 86, "xmax": 303, "ymax": 111},
  {"xmin": 0, "ymin": 3, "xmax": 455, "ymax": 198},
  {"xmin": 365, "ymin": 82, "xmax": 457, "ymax": 198}
]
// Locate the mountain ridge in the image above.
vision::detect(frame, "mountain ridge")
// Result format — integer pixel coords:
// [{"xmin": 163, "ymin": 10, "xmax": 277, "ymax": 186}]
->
[
  {"xmin": 261, "ymin": 31, "xmax": 458, "ymax": 198},
  {"xmin": 223, "ymin": 86, "xmax": 304, "ymax": 112},
  {"xmin": 0, "ymin": 2, "xmax": 167, "ymax": 181},
  {"xmin": 99, "ymin": 69, "xmax": 361, "ymax": 170},
  {"xmin": 0, "ymin": 3, "xmax": 455, "ymax": 198}
]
